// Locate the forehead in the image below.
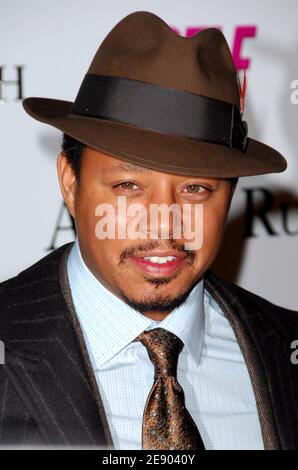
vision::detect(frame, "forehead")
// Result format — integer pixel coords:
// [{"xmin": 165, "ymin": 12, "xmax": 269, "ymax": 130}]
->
[
  {"xmin": 84, "ymin": 146, "xmax": 222, "ymax": 183},
  {"xmin": 85, "ymin": 146, "xmax": 151, "ymax": 173},
  {"xmin": 101, "ymin": 161, "xmax": 151, "ymax": 174}
]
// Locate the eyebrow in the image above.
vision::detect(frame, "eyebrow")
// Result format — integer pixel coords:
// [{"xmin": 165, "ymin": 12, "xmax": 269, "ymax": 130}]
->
[{"xmin": 101, "ymin": 162, "xmax": 151, "ymax": 174}]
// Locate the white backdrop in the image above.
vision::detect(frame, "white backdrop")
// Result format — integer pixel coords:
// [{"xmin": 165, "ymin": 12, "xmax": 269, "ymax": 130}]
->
[{"xmin": 1, "ymin": 0, "xmax": 297, "ymax": 309}]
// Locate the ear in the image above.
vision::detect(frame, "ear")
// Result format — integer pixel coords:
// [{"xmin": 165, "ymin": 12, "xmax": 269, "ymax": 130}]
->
[{"xmin": 57, "ymin": 152, "xmax": 77, "ymax": 218}]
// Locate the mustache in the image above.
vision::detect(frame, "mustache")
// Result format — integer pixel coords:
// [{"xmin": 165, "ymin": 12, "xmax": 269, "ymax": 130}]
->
[{"xmin": 118, "ymin": 240, "xmax": 195, "ymax": 265}]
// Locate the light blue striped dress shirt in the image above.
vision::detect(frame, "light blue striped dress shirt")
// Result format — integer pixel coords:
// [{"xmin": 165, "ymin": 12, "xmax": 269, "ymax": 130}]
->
[{"xmin": 67, "ymin": 239, "xmax": 264, "ymax": 450}]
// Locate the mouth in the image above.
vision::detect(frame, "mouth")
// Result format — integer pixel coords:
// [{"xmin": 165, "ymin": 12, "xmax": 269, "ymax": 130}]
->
[{"xmin": 127, "ymin": 251, "xmax": 189, "ymax": 278}]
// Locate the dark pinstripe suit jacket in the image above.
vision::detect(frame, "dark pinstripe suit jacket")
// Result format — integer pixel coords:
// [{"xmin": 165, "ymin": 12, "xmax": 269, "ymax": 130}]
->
[{"xmin": 0, "ymin": 242, "xmax": 298, "ymax": 449}]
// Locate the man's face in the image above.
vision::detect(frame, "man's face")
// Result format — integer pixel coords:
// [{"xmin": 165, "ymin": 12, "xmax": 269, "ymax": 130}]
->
[{"xmin": 58, "ymin": 147, "xmax": 236, "ymax": 319}]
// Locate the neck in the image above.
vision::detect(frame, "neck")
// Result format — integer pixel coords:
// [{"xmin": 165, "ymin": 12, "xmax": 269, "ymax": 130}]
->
[{"xmin": 142, "ymin": 310, "xmax": 172, "ymax": 321}]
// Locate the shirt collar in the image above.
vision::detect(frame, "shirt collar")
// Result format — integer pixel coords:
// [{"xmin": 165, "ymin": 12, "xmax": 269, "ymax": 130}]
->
[{"xmin": 67, "ymin": 239, "xmax": 205, "ymax": 368}]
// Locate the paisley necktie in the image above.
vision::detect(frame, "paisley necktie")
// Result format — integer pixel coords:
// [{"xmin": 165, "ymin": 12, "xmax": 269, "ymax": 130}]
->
[{"xmin": 134, "ymin": 327, "xmax": 205, "ymax": 450}]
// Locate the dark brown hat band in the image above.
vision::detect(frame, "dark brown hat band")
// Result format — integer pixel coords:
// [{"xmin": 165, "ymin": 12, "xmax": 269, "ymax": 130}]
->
[{"xmin": 71, "ymin": 74, "xmax": 248, "ymax": 151}]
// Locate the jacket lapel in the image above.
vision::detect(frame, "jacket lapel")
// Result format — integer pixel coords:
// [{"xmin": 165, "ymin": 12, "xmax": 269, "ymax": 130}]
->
[
  {"xmin": 205, "ymin": 270, "xmax": 298, "ymax": 450},
  {"xmin": 0, "ymin": 242, "xmax": 113, "ymax": 448}
]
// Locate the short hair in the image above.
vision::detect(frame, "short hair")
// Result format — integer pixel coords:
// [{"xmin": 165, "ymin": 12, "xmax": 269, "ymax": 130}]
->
[
  {"xmin": 61, "ymin": 133, "xmax": 86, "ymax": 180},
  {"xmin": 61, "ymin": 132, "xmax": 238, "ymax": 186},
  {"xmin": 229, "ymin": 176, "xmax": 239, "ymax": 186}
]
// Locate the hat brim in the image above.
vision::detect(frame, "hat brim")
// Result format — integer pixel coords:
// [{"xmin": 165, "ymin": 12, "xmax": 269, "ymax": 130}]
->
[{"xmin": 22, "ymin": 97, "xmax": 287, "ymax": 178}]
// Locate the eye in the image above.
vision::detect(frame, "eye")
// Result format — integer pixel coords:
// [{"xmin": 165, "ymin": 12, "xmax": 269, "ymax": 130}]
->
[
  {"xmin": 182, "ymin": 184, "xmax": 209, "ymax": 194},
  {"xmin": 114, "ymin": 182, "xmax": 139, "ymax": 190}
]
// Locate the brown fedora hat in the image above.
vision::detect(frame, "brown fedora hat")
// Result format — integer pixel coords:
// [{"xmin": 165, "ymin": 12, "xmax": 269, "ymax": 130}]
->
[{"xmin": 22, "ymin": 11, "xmax": 287, "ymax": 178}]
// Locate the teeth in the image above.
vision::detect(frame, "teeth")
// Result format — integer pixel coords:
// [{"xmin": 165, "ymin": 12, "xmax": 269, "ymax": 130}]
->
[{"xmin": 143, "ymin": 256, "xmax": 177, "ymax": 264}]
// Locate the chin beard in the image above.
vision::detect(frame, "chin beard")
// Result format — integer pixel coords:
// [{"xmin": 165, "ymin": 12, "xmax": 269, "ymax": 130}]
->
[{"xmin": 119, "ymin": 282, "xmax": 196, "ymax": 313}]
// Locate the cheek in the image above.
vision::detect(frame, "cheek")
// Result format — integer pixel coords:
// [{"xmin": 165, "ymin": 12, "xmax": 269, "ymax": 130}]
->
[
  {"xmin": 75, "ymin": 186, "xmax": 96, "ymax": 215},
  {"xmin": 201, "ymin": 201, "xmax": 229, "ymax": 252},
  {"xmin": 75, "ymin": 192, "xmax": 129, "ymax": 267},
  {"xmin": 76, "ymin": 187, "xmax": 114, "ymax": 236}
]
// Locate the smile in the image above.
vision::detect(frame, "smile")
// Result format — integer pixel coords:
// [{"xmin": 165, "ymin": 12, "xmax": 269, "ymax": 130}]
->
[{"xmin": 127, "ymin": 254, "xmax": 188, "ymax": 277}]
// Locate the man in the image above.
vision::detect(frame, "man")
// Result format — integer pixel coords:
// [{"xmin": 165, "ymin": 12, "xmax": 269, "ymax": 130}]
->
[{"xmin": 0, "ymin": 11, "xmax": 297, "ymax": 450}]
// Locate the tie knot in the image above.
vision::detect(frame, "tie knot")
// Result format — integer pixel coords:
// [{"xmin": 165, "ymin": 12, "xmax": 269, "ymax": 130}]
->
[{"xmin": 135, "ymin": 328, "xmax": 184, "ymax": 377}]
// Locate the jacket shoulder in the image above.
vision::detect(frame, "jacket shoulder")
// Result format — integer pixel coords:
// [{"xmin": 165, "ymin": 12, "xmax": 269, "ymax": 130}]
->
[
  {"xmin": 206, "ymin": 269, "xmax": 298, "ymax": 318},
  {"xmin": 0, "ymin": 242, "xmax": 73, "ymax": 306}
]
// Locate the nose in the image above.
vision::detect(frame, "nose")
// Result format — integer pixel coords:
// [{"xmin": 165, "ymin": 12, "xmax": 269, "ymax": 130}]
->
[{"xmin": 144, "ymin": 184, "xmax": 181, "ymax": 240}]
